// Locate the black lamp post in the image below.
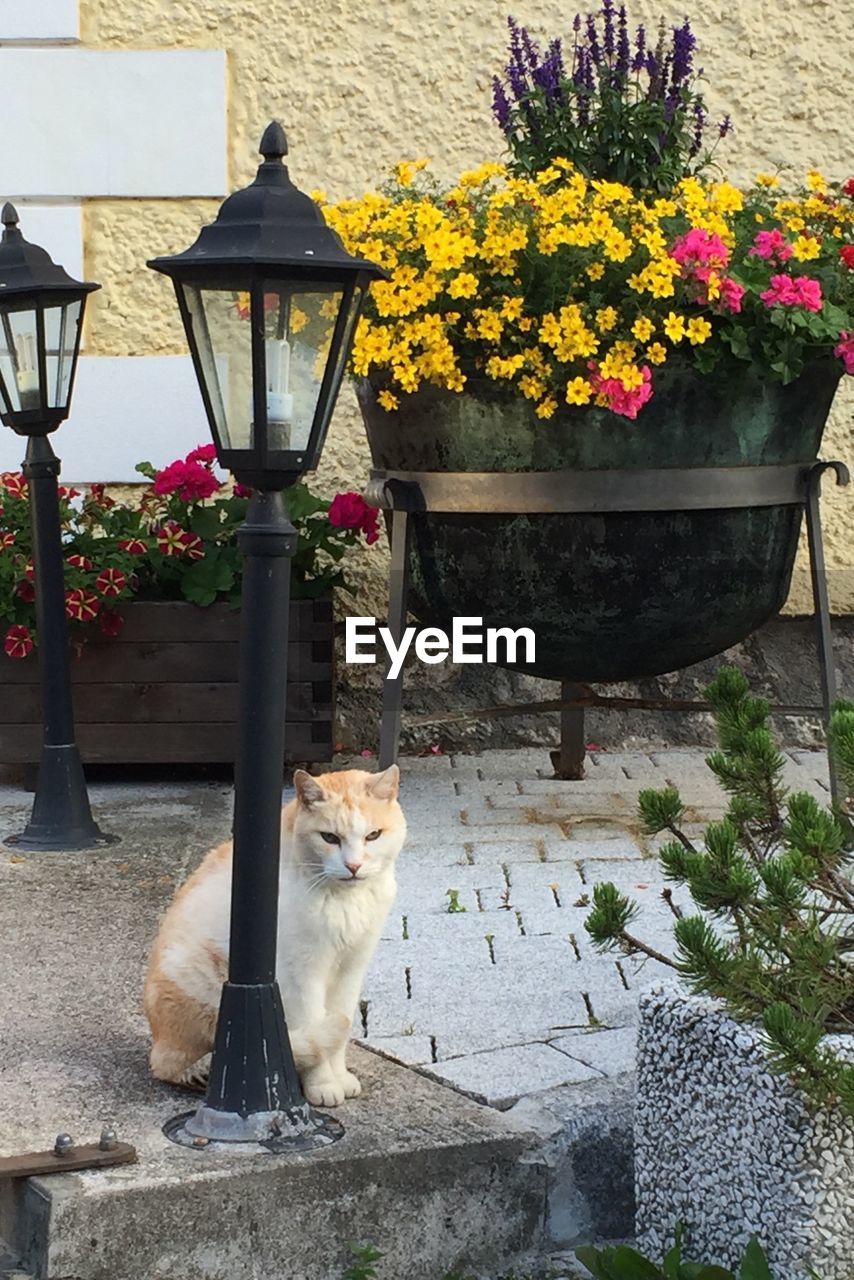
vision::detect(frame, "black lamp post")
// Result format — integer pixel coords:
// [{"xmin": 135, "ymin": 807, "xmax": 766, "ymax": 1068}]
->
[
  {"xmin": 0, "ymin": 204, "xmax": 115, "ymax": 851},
  {"xmin": 148, "ymin": 123, "xmax": 386, "ymax": 1151}
]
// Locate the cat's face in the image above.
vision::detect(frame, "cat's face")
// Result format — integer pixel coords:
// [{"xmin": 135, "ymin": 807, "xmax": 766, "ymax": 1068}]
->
[{"xmin": 290, "ymin": 766, "xmax": 406, "ymax": 886}]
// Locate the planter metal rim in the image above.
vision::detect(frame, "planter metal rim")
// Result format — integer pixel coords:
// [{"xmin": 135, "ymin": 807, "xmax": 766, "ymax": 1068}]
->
[{"xmin": 366, "ymin": 462, "xmax": 850, "ymax": 515}]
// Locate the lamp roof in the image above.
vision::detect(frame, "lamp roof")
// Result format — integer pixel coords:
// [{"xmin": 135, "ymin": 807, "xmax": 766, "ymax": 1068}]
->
[
  {"xmin": 0, "ymin": 203, "xmax": 100, "ymax": 301},
  {"xmin": 148, "ymin": 123, "xmax": 388, "ymax": 283}
]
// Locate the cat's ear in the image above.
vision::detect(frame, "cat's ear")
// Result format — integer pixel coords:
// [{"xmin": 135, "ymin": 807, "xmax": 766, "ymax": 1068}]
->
[
  {"xmin": 294, "ymin": 769, "xmax": 326, "ymax": 808},
  {"xmin": 369, "ymin": 764, "xmax": 400, "ymax": 801}
]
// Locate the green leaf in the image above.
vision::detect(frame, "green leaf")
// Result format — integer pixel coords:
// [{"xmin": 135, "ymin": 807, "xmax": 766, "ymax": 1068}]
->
[{"xmin": 738, "ymin": 1238, "xmax": 773, "ymax": 1280}]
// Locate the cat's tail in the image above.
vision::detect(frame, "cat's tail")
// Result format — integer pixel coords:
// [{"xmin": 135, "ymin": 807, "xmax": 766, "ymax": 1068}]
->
[{"xmin": 288, "ymin": 1012, "xmax": 351, "ymax": 1071}]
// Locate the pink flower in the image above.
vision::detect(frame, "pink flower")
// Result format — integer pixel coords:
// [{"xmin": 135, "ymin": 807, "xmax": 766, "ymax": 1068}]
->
[
  {"xmin": 4, "ymin": 624, "xmax": 34, "ymax": 659},
  {"xmin": 760, "ymin": 274, "xmax": 823, "ymax": 312},
  {"xmin": 717, "ymin": 277, "xmax": 746, "ymax": 313},
  {"xmin": 588, "ymin": 364, "xmax": 654, "ymax": 420},
  {"xmin": 153, "ymin": 459, "xmax": 221, "ymax": 502},
  {"xmin": 670, "ymin": 228, "xmax": 730, "ymax": 270},
  {"xmin": 328, "ymin": 492, "xmax": 381, "ymax": 544},
  {"xmin": 835, "ymin": 332, "xmax": 854, "ymax": 375},
  {"xmin": 233, "ymin": 483, "xmax": 253, "ymax": 498},
  {"xmin": 749, "ymin": 229, "xmax": 793, "ymax": 262},
  {"xmin": 186, "ymin": 444, "xmax": 217, "ymax": 465},
  {"xmin": 96, "ymin": 567, "xmax": 127, "ymax": 597}
]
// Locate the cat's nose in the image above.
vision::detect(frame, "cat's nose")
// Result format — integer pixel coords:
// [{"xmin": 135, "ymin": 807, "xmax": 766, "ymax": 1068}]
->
[{"xmin": 345, "ymin": 860, "xmax": 363, "ymax": 877}]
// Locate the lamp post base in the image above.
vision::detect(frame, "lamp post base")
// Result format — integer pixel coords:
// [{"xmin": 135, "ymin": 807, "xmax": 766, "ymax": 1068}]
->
[
  {"xmin": 5, "ymin": 744, "xmax": 117, "ymax": 850},
  {"xmin": 162, "ymin": 980, "xmax": 345, "ymax": 1154},
  {"xmin": 163, "ymin": 1105, "xmax": 344, "ymax": 1154}
]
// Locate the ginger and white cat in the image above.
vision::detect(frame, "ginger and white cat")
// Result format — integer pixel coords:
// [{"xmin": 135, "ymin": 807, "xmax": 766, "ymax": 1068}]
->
[{"xmin": 144, "ymin": 766, "xmax": 406, "ymax": 1107}]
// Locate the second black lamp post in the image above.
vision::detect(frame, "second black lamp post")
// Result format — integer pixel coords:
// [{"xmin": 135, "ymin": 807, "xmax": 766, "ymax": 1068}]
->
[
  {"xmin": 149, "ymin": 123, "xmax": 385, "ymax": 1150},
  {"xmin": 0, "ymin": 204, "xmax": 113, "ymax": 850}
]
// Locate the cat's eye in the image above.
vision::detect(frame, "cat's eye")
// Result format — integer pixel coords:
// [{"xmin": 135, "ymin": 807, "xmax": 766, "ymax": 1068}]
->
[
  {"xmin": 365, "ymin": 830, "xmax": 382, "ymax": 842},
  {"xmin": 320, "ymin": 832, "xmax": 341, "ymax": 845}
]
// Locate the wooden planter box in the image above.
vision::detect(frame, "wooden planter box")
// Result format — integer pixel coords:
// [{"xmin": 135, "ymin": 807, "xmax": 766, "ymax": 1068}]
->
[{"xmin": 0, "ymin": 598, "xmax": 334, "ymax": 766}]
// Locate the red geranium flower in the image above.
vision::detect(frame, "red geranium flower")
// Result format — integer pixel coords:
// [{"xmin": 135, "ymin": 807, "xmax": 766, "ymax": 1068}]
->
[
  {"xmin": 328, "ymin": 491, "xmax": 381, "ymax": 545},
  {"xmin": 118, "ymin": 538, "xmax": 147, "ymax": 555},
  {"xmin": 840, "ymin": 245, "xmax": 854, "ymax": 270},
  {"xmin": 65, "ymin": 589, "xmax": 100, "ymax": 621},
  {"xmin": 843, "ymin": 178, "xmax": 854, "ymax": 198},
  {"xmin": 96, "ymin": 567, "xmax": 126, "ymax": 597},
  {"xmin": 16, "ymin": 580, "xmax": 35, "ymax": 602},
  {"xmin": 0, "ymin": 472, "xmax": 27, "ymax": 498},
  {"xmin": 99, "ymin": 609, "xmax": 125, "ymax": 637},
  {"xmin": 186, "ymin": 444, "xmax": 217, "ymax": 465},
  {"xmin": 0, "ymin": 532, "xmax": 15, "ymax": 549},
  {"xmin": 4, "ymin": 624, "xmax": 34, "ymax": 659},
  {"xmin": 67, "ymin": 554, "xmax": 93, "ymax": 571},
  {"xmin": 154, "ymin": 459, "xmax": 221, "ymax": 501}
]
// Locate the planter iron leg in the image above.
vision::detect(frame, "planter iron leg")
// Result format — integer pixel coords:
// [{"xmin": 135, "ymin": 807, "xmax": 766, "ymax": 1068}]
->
[
  {"xmin": 550, "ymin": 682, "xmax": 587, "ymax": 779},
  {"xmin": 5, "ymin": 437, "xmax": 115, "ymax": 851},
  {"xmin": 378, "ymin": 509, "xmax": 412, "ymax": 770},
  {"xmin": 805, "ymin": 461, "xmax": 850, "ymax": 808}
]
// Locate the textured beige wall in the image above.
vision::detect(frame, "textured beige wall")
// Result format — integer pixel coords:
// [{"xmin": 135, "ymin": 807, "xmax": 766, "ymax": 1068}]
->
[{"xmin": 80, "ymin": 0, "xmax": 853, "ymax": 612}]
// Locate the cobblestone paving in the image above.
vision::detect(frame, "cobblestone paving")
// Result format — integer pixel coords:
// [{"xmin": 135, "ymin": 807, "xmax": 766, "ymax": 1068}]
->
[{"xmin": 358, "ymin": 747, "xmax": 832, "ymax": 1110}]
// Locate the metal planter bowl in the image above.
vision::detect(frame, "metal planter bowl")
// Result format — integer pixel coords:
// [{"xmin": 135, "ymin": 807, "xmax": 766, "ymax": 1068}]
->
[{"xmin": 357, "ymin": 361, "xmax": 841, "ymax": 683}]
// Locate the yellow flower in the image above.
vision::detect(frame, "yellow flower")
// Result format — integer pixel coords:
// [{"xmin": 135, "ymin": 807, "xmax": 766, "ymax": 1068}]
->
[
  {"xmin": 596, "ymin": 306, "xmax": 619, "ymax": 332},
  {"xmin": 756, "ymin": 173, "xmax": 780, "ymax": 188},
  {"xmin": 501, "ymin": 297, "xmax": 524, "ymax": 321},
  {"xmin": 447, "ymin": 272, "xmax": 479, "ymax": 299},
  {"xmin": 586, "ymin": 262, "xmax": 605, "ymax": 281},
  {"xmin": 791, "ymin": 234, "xmax": 821, "ymax": 261},
  {"xmin": 377, "ymin": 389, "xmax": 399, "ymax": 411},
  {"xmin": 290, "ymin": 306, "xmax": 310, "ymax": 334},
  {"xmin": 394, "ymin": 161, "xmax": 416, "ymax": 186},
  {"xmin": 645, "ymin": 342, "xmax": 668, "ymax": 365},
  {"xmin": 663, "ymin": 312, "xmax": 685, "ymax": 344},
  {"xmin": 806, "ymin": 169, "xmax": 828, "ymax": 194},
  {"xmin": 565, "ymin": 377, "xmax": 593, "ymax": 405},
  {"xmin": 535, "ymin": 396, "xmax": 557, "ymax": 420},
  {"xmin": 631, "ymin": 317, "xmax": 655, "ymax": 342},
  {"xmin": 686, "ymin": 317, "xmax": 712, "ymax": 345}
]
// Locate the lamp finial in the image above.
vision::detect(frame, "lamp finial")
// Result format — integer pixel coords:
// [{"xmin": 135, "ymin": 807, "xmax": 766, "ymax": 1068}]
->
[
  {"xmin": 1, "ymin": 203, "xmax": 19, "ymax": 230},
  {"xmin": 259, "ymin": 122, "xmax": 288, "ymax": 164}
]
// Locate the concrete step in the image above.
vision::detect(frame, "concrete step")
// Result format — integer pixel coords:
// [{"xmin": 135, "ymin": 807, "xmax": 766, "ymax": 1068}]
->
[{"xmin": 0, "ymin": 1048, "xmax": 547, "ymax": 1280}]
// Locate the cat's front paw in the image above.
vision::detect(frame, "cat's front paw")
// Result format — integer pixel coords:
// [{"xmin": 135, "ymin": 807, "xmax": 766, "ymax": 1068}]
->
[
  {"xmin": 302, "ymin": 1070, "xmax": 346, "ymax": 1108},
  {"xmin": 337, "ymin": 1069, "xmax": 361, "ymax": 1098}
]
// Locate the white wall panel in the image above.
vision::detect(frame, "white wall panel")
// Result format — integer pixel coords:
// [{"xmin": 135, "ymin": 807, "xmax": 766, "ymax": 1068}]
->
[
  {"xmin": 0, "ymin": 356, "xmax": 211, "ymax": 482},
  {"xmin": 0, "ymin": 50, "xmax": 227, "ymax": 198},
  {"xmin": 0, "ymin": 0, "xmax": 78, "ymax": 41}
]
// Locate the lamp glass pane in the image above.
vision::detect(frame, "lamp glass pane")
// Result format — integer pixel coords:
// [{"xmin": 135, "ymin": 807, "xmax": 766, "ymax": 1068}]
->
[
  {"xmin": 44, "ymin": 300, "xmax": 82, "ymax": 409},
  {"xmin": 0, "ymin": 305, "xmax": 40, "ymax": 413},
  {"xmin": 184, "ymin": 286, "xmax": 253, "ymax": 451},
  {"xmin": 260, "ymin": 284, "xmax": 345, "ymax": 456}
]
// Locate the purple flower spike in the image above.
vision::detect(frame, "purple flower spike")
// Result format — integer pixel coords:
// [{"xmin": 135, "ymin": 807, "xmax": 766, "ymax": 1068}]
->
[
  {"xmin": 586, "ymin": 13, "xmax": 602, "ymax": 64},
  {"xmin": 670, "ymin": 18, "xmax": 696, "ymax": 90},
  {"xmin": 632, "ymin": 23, "xmax": 646, "ymax": 72},
  {"xmin": 521, "ymin": 24, "xmax": 540, "ymax": 74},
  {"xmin": 689, "ymin": 99, "xmax": 706, "ymax": 157},
  {"xmin": 492, "ymin": 75, "xmax": 512, "ymax": 131},
  {"xmin": 719, "ymin": 113, "xmax": 733, "ymax": 137},
  {"xmin": 602, "ymin": 0, "xmax": 615, "ymax": 59},
  {"xmin": 616, "ymin": 4, "xmax": 630, "ymax": 79},
  {"xmin": 573, "ymin": 12, "xmax": 581, "ymax": 32}
]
